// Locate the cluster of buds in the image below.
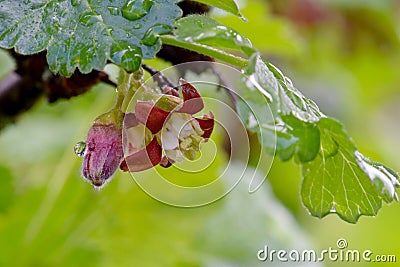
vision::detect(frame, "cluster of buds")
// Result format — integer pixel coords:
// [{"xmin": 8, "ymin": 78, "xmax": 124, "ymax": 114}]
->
[{"xmin": 76, "ymin": 79, "xmax": 214, "ymax": 189}]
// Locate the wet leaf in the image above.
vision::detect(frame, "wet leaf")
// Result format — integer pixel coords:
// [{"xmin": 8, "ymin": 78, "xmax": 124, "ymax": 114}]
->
[
  {"xmin": 243, "ymin": 54, "xmax": 323, "ymax": 122},
  {"xmin": 282, "ymin": 115, "xmax": 320, "ymax": 163},
  {"xmin": 175, "ymin": 15, "xmax": 255, "ymax": 56},
  {"xmin": 0, "ymin": 0, "xmax": 181, "ymax": 76},
  {"xmin": 240, "ymin": 54, "xmax": 400, "ymax": 223},
  {"xmin": 300, "ymin": 118, "xmax": 393, "ymax": 223}
]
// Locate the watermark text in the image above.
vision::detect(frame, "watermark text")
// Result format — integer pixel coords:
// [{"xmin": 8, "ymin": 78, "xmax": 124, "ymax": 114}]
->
[{"xmin": 257, "ymin": 238, "xmax": 396, "ymax": 263}]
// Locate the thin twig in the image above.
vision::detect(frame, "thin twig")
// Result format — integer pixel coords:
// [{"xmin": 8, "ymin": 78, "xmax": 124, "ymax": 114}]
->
[{"xmin": 141, "ymin": 64, "xmax": 176, "ymax": 90}]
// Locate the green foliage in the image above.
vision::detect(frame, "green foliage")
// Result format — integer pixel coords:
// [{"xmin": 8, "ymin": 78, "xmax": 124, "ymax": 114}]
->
[
  {"xmin": 0, "ymin": 0, "xmax": 398, "ymax": 225},
  {"xmin": 239, "ymin": 54, "xmax": 400, "ymax": 223},
  {"xmin": 304, "ymin": 118, "xmax": 400, "ymax": 223},
  {"xmin": 0, "ymin": 0, "xmax": 181, "ymax": 76},
  {"xmin": 163, "ymin": 13, "xmax": 400, "ymax": 221},
  {"xmin": 0, "ymin": 0, "xmax": 245, "ymax": 77},
  {"xmin": 1, "ymin": 1, "xmax": 400, "ymax": 265},
  {"xmin": 160, "ymin": 14, "xmax": 254, "ymax": 68},
  {"xmin": 175, "ymin": 15, "xmax": 255, "ymax": 55}
]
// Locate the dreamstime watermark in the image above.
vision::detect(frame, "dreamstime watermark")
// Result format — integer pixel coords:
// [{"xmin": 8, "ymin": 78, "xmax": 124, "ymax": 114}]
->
[{"xmin": 257, "ymin": 238, "xmax": 397, "ymax": 263}]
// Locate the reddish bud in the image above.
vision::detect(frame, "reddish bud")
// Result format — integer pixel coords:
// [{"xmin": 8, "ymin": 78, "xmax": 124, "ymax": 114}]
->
[{"xmin": 82, "ymin": 112, "xmax": 124, "ymax": 188}]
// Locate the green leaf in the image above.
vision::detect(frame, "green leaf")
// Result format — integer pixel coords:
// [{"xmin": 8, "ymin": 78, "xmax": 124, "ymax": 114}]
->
[
  {"xmin": 301, "ymin": 118, "xmax": 382, "ymax": 223},
  {"xmin": 283, "ymin": 115, "xmax": 321, "ymax": 163},
  {"xmin": 239, "ymin": 54, "xmax": 400, "ymax": 223},
  {"xmin": 0, "ymin": 0, "xmax": 181, "ymax": 76},
  {"xmin": 243, "ymin": 54, "xmax": 323, "ymax": 122},
  {"xmin": 161, "ymin": 12, "xmax": 253, "ymax": 68},
  {"xmin": 190, "ymin": 0, "xmax": 243, "ymax": 18},
  {"xmin": 160, "ymin": 35, "xmax": 248, "ymax": 68},
  {"xmin": 174, "ymin": 15, "xmax": 255, "ymax": 56},
  {"xmin": 240, "ymin": 54, "xmax": 322, "ymax": 163}
]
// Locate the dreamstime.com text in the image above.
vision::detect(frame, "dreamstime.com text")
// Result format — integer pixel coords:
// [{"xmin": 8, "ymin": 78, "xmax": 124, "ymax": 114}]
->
[{"xmin": 257, "ymin": 238, "xmax": 396, "ymax": 263}]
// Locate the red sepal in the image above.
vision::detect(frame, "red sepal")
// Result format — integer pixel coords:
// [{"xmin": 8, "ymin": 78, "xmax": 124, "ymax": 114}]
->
[
  {"xmin": 176, "ymin": 79, "xmax": 204, "ymax": 114},
  {"xmin": 196, "ymin": 112, "xmax": 214, "ymax": 139},
  {"xmin": 135, "ymin": 102, "xmax": 170, "ymax": 134},
  {"xmin": 120, "ymin": 136, "xmax": 162, "ymax": 172}
]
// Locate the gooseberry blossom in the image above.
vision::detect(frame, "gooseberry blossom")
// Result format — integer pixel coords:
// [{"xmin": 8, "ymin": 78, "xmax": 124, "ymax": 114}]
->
[
  {"xmin": 78, "ymin": 79, "xmax": 213, "ymax": 188},
  {"xmin": 120, "ymin": 79, "xmax": 214, "ymax": 172}
]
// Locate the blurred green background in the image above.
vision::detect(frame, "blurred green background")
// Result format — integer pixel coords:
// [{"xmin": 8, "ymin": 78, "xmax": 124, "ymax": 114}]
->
[{"xmin": 1, "ymin": 0, "xmax": 400, "ymax": 266}]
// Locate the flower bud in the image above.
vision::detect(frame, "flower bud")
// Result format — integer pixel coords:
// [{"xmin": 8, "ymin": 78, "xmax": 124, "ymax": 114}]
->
[{"xmin": 82, "ymin": 110, "xmax": 124, "ymax": 188}]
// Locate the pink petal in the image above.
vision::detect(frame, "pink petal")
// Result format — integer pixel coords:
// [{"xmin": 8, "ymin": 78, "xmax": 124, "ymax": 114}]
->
[
  {"xmin": 120, "ymin": 136, "xmax": 162, "ymax": 172},
  {"xmin": 176, "ymin": 79, "xmax": 204, "ymax": 114},
  {"xmin": 135, "ymin": 102, "xmax": 170, "ymax": 134},
  {"xmin": 123, "ymin": 113, "xmax": 139, "ymax": 128},
  {"xmin": 196, "ymin": 112, "xmax": 214, "ymax": 139}
]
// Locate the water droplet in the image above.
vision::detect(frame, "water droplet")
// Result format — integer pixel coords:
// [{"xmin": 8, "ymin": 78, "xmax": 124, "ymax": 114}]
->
[
  {"xmin": 190, "ymin": 24, "xmax": 253, "ymax": 52},
  {"xmin": 133, "ymin": 23, "xmax": 142, "ymax": 29},
  {"xmin": 183, "ymin": 36, "xmax": 193, "ymax": 42},
  {"xmin": 239, "ymin": 14, "xmax": 248, "ymax": 22},
  {"xmin": 355, "ymin": 151, "xmax": 399, "ymax": 200},
  {"xmin": 101, "ymin": 28, "xmax": 112, "ymax": 37},
  {"xmin": 107, "ymin": 6, "xmax": 120, "ymax": 16},
  {"xmin": 31, "ymin": 2, "xmax": 46, "ymax": 9},
  {"xmin": 111, "ymin": 44, "xmax": 142, "ymax": 72},
  {"xmin": 121, "ymin": 50, "xmax": 142, "ymax": 71},
  {"xmin": 284, "ymin": 77, "xmax": 293, "ymax": 86},
  {"xmin": 52, "ymin": 21, "xmax": 62, "ymax": 32},
  {"xmin": 71, "ymin": 0, "xmax": 81, "ymax": 6},
  {"xmin": 121, "ymin": 0, "xmax": 154, "ymax": 21},
  {"xmin": 93, "ymin": 185, "xmax": 102, "ymax": 191},
  {"xmin": 74, "ymin": 141, "xmax": 87, "ymax": 157},
  {"xmin": 195, "ymin": 20, "xmax": 203, "ymax": 28},
  {"xmin": 142, "ymin": 24, "xmax": 172, "ymax": 46},
  {"xmin": 79, "ymin": 12, "xmax": 102, "ymax": 27}
]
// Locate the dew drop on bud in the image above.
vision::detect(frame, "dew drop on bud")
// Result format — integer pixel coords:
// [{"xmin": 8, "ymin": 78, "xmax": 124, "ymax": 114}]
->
[
  {"xmin": 107, "ymin": 6, "xmax": 120, "ymax": 16},
  {"xmin": 74, "ymin": 141, "xmax": 87, "ymax": 157}
]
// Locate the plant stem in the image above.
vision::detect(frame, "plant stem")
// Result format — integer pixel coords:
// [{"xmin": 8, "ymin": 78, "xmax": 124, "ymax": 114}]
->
[
  {"xmin": 142, "ymin": 64, "xmax": 175, "ymax": 90},
  {"xmin": 160, "ymin": 35, "xmax": 249, "ymax": 68},
  {"xmin": 121, "ymin": 84, "xmax": 134, "ymax": 113},
  {"xmin": 114, "ymin": 68, "xmax": 143, "ymax": 113}
]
